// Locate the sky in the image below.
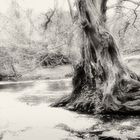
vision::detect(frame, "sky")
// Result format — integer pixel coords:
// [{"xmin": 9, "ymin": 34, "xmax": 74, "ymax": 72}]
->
[
  {"xmin": 0, "ymin": 0, "xmax": 74, "ymax": 13},
  {"xmin": 1, "ymin": 0, "xmax": 134, "ymax": 15}
]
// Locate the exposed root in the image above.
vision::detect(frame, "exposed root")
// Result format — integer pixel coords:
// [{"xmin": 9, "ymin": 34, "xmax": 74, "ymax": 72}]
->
[
  {"xmin": 51, "ymin": 95, "xmax": 71, "ymax": 107},
  {"xmin": 52, "ymin": 74, "xmax": 140, "ymax": 114}
]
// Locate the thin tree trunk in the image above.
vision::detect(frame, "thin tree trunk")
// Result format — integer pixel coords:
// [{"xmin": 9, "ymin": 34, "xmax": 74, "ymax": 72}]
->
[
  {"xmin": 67, "ymin": 0, "xmax": 74, "ymax": 23},
  {"xmin": 52, "ymin": 0, "xmax": 140, "ymax": 114}
]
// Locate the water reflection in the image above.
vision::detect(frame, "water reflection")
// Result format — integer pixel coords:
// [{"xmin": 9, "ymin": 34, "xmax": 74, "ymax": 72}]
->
[
  {"xmin": 0, "ymin": 79, "xmax": 99, "ymax": 140},
  {"xmin": 17, "ymin": 79, "xmax": 72, "ymax": 106},
  {"xmin": 0, "ymin": 82, "xmax": 33, "ymax": 91},
  {"xmin": 19, "ymin": 93, "xmax": 68, "ymax": 106}
]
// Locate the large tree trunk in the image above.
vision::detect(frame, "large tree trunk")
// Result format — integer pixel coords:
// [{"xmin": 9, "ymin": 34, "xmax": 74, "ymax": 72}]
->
[{"xmin": 52, "ymin": 0, "xmax": 140, "ymax": 114}]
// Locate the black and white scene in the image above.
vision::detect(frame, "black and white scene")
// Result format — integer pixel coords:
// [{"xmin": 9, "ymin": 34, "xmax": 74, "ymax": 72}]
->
[{"xmin": 0, "ymin": 0, "xmax": 140, "ymax": 139}]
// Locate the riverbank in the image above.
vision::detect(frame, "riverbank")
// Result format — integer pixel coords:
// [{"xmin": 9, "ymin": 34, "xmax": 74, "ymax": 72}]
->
[
  {"xmin": 0, "ymin": 65, "xmax": 73, "ymax": 81},
  {"xmin": 0, "ymin": 54, "xmax": 140, "ymax": 82},
  {"xmin": 21, "ymin": 65, "xmax": 73, "ymax": 81}
]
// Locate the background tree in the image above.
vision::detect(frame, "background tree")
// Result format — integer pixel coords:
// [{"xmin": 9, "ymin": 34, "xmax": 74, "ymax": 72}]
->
[{"xmin": 108, "ymin": 0, "xmax": 140, "ymax": 55}]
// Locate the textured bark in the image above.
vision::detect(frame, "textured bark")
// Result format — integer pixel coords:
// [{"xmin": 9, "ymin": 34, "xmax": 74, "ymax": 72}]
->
[{"xmin": 52, "ymin": 0, "xmax": 140, "ymax": 114}]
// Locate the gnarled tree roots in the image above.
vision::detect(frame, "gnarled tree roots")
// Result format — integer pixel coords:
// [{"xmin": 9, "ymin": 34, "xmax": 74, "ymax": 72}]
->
[{"xmin": 52, "ymin": 63, "xmax": 140, "ymax": 114}]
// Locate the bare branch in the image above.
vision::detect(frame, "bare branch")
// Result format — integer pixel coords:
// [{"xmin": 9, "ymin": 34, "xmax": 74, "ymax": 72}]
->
[
  {"xmin": 123, "ymin": 0, "xmax": 140, "ymax": 6},
  {"xmin": 108, "ymin": 0, "xmax": 140, "ymax": 9},
  {"xmin": 132, "ymin": 5, "xmax": 139, "ymax": 28},
  {"xmin": 44, "ymin": 9, "xmax": 55, "ymax": 30}
]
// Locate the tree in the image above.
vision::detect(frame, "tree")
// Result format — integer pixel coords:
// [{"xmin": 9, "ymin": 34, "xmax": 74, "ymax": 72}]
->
[
  {"xmin": 108, "ymin": 0, "xmax": 140, "ymax": 53},
  {"xmin": 52, "ymin": 0, "xmax": 140, "ymax": 114}
]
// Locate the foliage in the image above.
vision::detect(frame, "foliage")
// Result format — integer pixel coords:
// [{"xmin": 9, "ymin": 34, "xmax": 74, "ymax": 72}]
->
[
  {"xmin": 40, "ymin": 52, "xmax": 70, "ymax": 67},
  {"xmin": 0, "ymin": 0, "xmax": 72, "ymax": 80}
]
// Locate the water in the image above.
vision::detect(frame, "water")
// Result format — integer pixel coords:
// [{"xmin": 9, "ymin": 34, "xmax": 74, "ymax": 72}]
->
[
  {"xmin": 0, "ymin": 79, "xmax": 99, "ymax": 140},
  {"xmin": 0, "ymin": 79, "xmax": 140, "ymax": 140}
]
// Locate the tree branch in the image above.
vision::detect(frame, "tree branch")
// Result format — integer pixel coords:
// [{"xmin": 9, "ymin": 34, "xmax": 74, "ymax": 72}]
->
[
  {"xmin": 44, "ymin": 10, "xmax": 55, "ymax": 30},
  {"xmin": 132, "ymin": 5, "xmax": 139, "ymax": 28},
  {"xmin": 123, "ymin": 0, "xmax": 140, "ymax": 6},
  {"xmin": 108, "ymin": 0, "xmax": 140, "ymax": 9}
]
